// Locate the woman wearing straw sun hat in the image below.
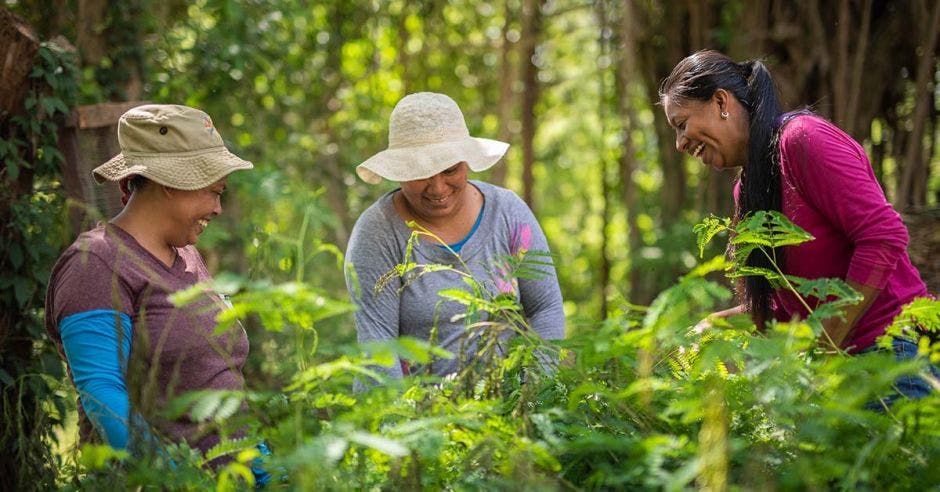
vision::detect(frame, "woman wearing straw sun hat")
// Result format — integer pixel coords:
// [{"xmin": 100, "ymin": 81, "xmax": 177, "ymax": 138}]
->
[
  {"xmin": 44, "ymin": 104, "xmax": 271, "ymax": 483},
  {"xmin": 346, "ymin": 92, "xmax": 565, "ymax": 383}
]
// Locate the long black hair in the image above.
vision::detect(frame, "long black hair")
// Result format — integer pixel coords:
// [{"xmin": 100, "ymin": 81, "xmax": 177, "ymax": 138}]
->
[{"xmin": 659, "ymin": 50, "xmax": 785, "ymax": 326}]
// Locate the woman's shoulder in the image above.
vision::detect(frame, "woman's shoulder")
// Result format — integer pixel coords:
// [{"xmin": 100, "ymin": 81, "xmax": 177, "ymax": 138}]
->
[
  {"xmin": 779, "ymin": 111, "xmax": 864, "ymax": 164},
  {"xmin": 474, "ymin": 180, "xmax": 528, "ymax": 214},
  {"xmin": 348, "ymin": 190, "xmax": 403, "ymax": 252},
  {"xmin": 779, "ymin": 112, "xmax": 848, "ymax": 147},
  {"xmin": 61, "ymin": 225, "xmax": 120, "ymax": 263},
  {"xmin": 49, "ymin": 226, "xmax": 124, "ymax": 294},
  {"xmin": 354, "ymin": 190, "xmax": 398, "ymax": 226}
]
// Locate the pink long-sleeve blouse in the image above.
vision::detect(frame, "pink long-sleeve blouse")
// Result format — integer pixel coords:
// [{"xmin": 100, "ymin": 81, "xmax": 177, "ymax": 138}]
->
[{"xmin": 750, "ymin": 114, "xmax": 928, "ymax": 352}]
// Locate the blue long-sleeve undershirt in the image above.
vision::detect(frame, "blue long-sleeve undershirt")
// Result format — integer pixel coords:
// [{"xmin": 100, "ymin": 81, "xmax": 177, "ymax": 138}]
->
[
  {"xmin": 61, "ymin": 310, "xmax": 274, "ymax": 486},
  {"xmin": 60, "ymin": 309, "xmax": 145, "ymax": 449}
]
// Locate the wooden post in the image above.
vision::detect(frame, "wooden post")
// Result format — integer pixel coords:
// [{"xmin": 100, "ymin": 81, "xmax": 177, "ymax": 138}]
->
[{"xmin": 59, "ymin": 101, "xmax": 146, "ymax": 230}]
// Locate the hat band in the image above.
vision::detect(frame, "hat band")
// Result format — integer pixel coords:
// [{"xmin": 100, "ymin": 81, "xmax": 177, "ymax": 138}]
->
[
  {"xmin": 388, "ymin": 126, "xmax": 470, "ymax": 149},
  {"xmin": 120, "ymin": 145, "xmax": 228, "ymax": 158}
]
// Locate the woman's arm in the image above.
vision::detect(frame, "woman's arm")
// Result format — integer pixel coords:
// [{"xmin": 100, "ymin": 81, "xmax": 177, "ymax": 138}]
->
[
  {"xmin": 822, "ymin": 281, "xmax": 881, "ymax": 350},
  {"xmin": 59, "ymin": 310, "xmax": 155, "ymax": 449},
  {"xmin": 782, "ymin": 117, "xmax": 908, "ymax": 345},
  {"xmin": 345, "ymin": 210, "xmax": 405, "ymax": 381},
  {"xmin": 510, "ymin": 198, "xmax": 565, "ymax": 341},
  {"xmin": 712, "ymin": 304, "xmax": 746, "ymax": 318},
  {"xmin": 691, "ymin": 304, "xmax": 745, "ymax": 334}
]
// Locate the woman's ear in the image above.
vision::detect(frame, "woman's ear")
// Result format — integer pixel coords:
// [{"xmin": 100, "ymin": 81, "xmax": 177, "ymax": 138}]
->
[{"xmin": 713, "ymin": 89, "xmax": 731, "ymax": 115}]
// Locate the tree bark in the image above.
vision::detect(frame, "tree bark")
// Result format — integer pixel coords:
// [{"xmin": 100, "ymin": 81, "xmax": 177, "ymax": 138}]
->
[
  {"xmin": 490, "ymin": 0, "xmax": 517, "ymax": 187},
  {"xmin": 616, "ymin": 0, "xmax": 644, "ymax": 304},
  {"xmin": 634, "ymin": 2, "xmax": 686, "ymax": 226},
  {"xmin": 0, "ymin": 8, "xmax": 39, "ymax": 117},
  {"xmin": 77, "ymin": 0, "xmax": 107, "ymax": 65},
  {"xmin": 520, "ymin": 0, "xmax": 543, "ymax": 209},
  {"xmin": 597, "ymin": 0, "xmax": 611, "ymax": 319},
  {"xmin": 396, "ymin": 2, "xmax": 412, "ymax": 95},
  {"xmin": 896, "ymin": 0, "xmax": 940, "ymax": 210},
  {"xmin": 843, "ymin": 0, "xmax": 873, "ymax": 137}
]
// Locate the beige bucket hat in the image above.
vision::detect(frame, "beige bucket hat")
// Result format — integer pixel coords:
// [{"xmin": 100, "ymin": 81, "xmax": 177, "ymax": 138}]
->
[
  {"xmin": 93, "ymin": 104, "xmax": 253, "ymax": 190},
  {"xmin": 356, "ymin": 92, "xmax": 509, "ymax": 184}
]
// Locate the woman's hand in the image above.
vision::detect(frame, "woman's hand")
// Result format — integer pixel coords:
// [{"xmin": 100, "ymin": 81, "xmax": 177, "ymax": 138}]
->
[
  {"xmin": 820, "ymin": 281, "xmax": 880, "ymax": 351},
  {"xmin": 692, "ymin": 304, "xmax": 747, "ymax": 334}
]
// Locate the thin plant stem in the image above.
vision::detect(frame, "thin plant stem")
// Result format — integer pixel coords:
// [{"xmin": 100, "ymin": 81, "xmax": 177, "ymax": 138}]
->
[{"xmin": 759, "ymin": 246, "xmax": 845, "ymax": 355}]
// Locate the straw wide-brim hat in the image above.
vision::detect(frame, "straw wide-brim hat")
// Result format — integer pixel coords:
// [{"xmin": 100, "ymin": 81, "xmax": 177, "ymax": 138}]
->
[
  {"xmin": 93, "ymin": 104, "xmax": 253, "ymax": 190},
  {"xmin": 356, "ymin": 92, "xmax": 509, "ymax": 184}
]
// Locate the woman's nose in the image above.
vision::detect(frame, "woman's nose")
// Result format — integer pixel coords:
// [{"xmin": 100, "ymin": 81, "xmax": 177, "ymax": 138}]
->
[
  {"xmin": 426, "ymin": 174, "xmax": 448, "ymax": 194},
  {"xmin": 675, "ymin": 132, "xmax": 687, "ymax": 153}
]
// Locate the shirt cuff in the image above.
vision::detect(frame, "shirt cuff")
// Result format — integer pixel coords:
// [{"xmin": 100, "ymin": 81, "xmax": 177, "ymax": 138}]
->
[{"xmin": 846, "ymin": 261, "xmax": 894, "ymax": 289}]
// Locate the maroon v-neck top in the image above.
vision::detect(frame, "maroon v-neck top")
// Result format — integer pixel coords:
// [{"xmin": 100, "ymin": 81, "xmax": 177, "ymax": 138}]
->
[{"xmin": 46, "ymin": 224, "xmax": 249, "ymax": 452}]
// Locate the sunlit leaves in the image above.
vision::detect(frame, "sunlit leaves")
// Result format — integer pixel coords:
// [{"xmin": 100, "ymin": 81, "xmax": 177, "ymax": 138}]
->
[
  {"xmin": 79, "ymin": 444, "xmax": 129, "ymax": 470},
  {"xmin": 730, "ymin": 211, "xmax": 815, "ymax": 267},
  {"xmin": 170, "ymin": 273, "xmax": 356, "ymax": 334},
  {"xmin": 693, "ymin": 215, "xmax": 731, "ymax": 258},
  {"xmin": 882, "ymin": 297, "xmax": 940, "ymax": 364}
]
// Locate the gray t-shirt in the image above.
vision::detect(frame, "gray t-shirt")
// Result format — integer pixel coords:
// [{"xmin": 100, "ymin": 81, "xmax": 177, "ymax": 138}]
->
[{"xmin": 345, "ymin": 180, "xmax": 565, "ymax": 379}]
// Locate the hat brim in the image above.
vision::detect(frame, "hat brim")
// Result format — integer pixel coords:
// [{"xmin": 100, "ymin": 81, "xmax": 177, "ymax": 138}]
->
[
  {"xmin": 356, "ymin": 137, "xmax": 509, "ymax": 184},
  {"xmin": 93, "ymin": 147, "xmax": 254, "ymax": 190}
]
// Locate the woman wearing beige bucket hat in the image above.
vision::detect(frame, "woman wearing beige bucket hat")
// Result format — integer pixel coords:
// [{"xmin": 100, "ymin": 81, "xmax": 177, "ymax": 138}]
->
[
  {"xmin": 346, "ymin": 92, "xmax": 565, "ymax": 384},
  {"xmin": 44, "ymin": 104, "xmax": 272, "ymax": 483}
]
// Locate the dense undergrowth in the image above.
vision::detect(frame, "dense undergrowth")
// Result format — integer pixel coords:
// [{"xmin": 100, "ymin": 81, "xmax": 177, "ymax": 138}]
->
[{"xmin": 53, "ymin": 214, "xmax": 940, "ymax": 490}]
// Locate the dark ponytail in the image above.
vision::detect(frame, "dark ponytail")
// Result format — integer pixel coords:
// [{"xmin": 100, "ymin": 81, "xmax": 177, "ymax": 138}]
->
[
  {"xmin": 738, "ymin": 60, "xmax": 784, "ymax": 326},
  {"xmin": 660, "ymin": 51, "xmax": 785, "ymax": 326}
]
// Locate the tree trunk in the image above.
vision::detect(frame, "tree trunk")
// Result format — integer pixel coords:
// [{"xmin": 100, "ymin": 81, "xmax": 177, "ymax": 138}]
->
[
  {"xmin": 489, "ymin": 0, "xmax": 517, "ymax": 187},
  {"xmin": 686, "ymin": 0, "xmax": 715, "ymax": 49},
  {"xmin": 843, "ymin": 0, "xmax": 873, "ymax": 137},
  {"xmin": 520, "ymin": 0, "xmax": 543, "ymax": 209},
  {"xmin": 643, "ymin": 4, "xmax": 686, "ymax": 225},
  {"xmin": 315, "ymin": 4, "xmax": 357, "ymax": 249},
  {"xmin": 396, "ymin": 3, "xmax": 412, "ymax": 95},
  {"xmin": 896, "ymin": 0, "xmax": 940, "ymax": 210},
  {"xmin": 831, "ymin": 0, "xmax": 851, "ymax": 129},
  {"xmin": 728, "ymin": 0, "xmax": 769, "ymax": 61},
  {"xmin": 0, "ymin": 8, "xmax": 39, "ymax": 116},
  {"xmin": 616, "ymin": 0, "xmax": 644, "ymax": 304},
  {"xmin": 77, "ymin": 0, "xmax": 108, "ymax": 65},
  {"xmin": 597, "ymin": 0, "xmax": 612, "ymax": 319}
]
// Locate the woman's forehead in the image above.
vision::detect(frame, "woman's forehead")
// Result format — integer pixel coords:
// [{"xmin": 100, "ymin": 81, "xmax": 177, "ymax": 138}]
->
[
  {"xmin": 663, "ymin": 96, "xmax": 687, "ymax": 124},
  {"xmin": 665, "ymin": 97, "xmax": 706, "ymax": 119}
]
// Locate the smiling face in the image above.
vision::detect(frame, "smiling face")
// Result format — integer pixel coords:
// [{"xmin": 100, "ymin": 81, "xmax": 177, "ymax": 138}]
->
[
  {"xmin": 663, "ymin": 89, "xmax": 750, "ymax": 170},
  {"xmin": 164, "ymin": 177, "xmax": 227, "ymax": 247},
  {"xmin": 399, "ymin": 162, "xmax": 470, "ymax": 221}
]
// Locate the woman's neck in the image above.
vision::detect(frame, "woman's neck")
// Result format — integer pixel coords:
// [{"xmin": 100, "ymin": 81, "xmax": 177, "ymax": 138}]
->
[{"xmin": 111, "ymin": 203, "xmax": 178, "ymax": 268}]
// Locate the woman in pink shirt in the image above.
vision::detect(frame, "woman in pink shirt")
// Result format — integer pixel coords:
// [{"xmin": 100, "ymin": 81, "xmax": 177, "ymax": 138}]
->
[{"xmin": 659, "ymin": 50, "xmax": 935, "ymax": 402}]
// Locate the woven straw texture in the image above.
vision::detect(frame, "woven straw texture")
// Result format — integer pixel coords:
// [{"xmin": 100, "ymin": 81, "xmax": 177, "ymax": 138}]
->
[
  {"xmin": 93, "ymin": 104, "xmax": 252, "ymax": 190},
  {"xmin": 357, "ymin": 92, "xmax": 508, "ymax": 184}
]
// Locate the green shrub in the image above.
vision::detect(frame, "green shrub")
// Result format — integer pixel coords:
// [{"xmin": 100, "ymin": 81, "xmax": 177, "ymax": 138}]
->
[{"xmin": 61, "ymin": 214, "xmax": 940, "ymax": 490}]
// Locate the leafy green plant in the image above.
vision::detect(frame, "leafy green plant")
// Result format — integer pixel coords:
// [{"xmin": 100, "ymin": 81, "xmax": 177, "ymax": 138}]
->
[
  {"xmin": 1, "ymin": 40, "xmax": 79, "ymax": 491},
  {"xmin": 55, "ymin": 213, "xmax": 940, "ymax": 490},
  {"xmin": 695, "ymin": 211, "xmax": 865, "ymax": 346}
]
